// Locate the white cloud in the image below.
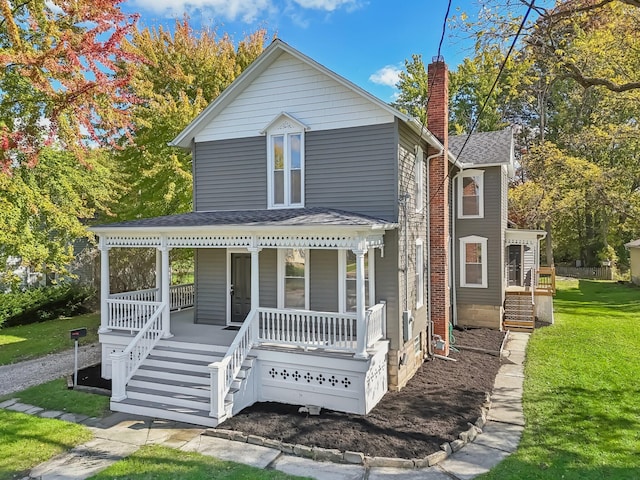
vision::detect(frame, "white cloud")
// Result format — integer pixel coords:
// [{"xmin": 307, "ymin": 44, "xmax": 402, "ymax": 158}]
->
[
  {"xmin": 369, "ymin": 65, "xmax": 402, "ymax": 88},
  {"xmin": 291, "ymin": 0, "xmax": 358, "ymax": 11},
  {"xmin": 131, "ymin": 0, "xmax": 273, "ymax": 23}
]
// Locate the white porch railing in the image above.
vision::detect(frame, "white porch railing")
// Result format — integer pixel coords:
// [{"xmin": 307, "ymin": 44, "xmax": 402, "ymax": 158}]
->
[
  {"xmin": 209, "ymin": 309, "xmax": 257, "ymax": 420},
  {"xmin": 257, "ymin": 307, "xmax": 359, "ymax": 352},
  {"xmin": 110, "ymin": 302, "xmax": 166, "ymax": 402},
  {"xmin": 109, "ymin": 287, "xmax": 159, "ymax": 302},
  {"xmin": 169, "ymin": 283, "xmax": 195, "ymax": 311},
  {"xmin": 365, "ymin": 301, "xmax": 386, "ymax": 347},
  {"xmin": 106, "ymin": 299, "xmax": 163, "ymax": 333}
]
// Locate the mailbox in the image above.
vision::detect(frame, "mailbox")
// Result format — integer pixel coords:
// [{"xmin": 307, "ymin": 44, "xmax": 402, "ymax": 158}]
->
[{"xmin": 70, "ymin": 328, "xmax": 87, "ymax": 340}]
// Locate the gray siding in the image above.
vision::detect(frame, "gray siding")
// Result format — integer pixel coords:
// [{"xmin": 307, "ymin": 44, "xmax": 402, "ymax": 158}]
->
[
  {"xmin": 309, "ymin": 250, "xmax": 338, "ymax": 312},
  {"xmin": 455, "ymin": 166, "xmax": 503, "ymax": 306},
  {"xmin": 306, "ymin": 124, "xmax": 398, "ymax": 222},
  {"xmin": 259, "ymin": 249, "xmax": 277, "ymax": 308},
  {"xmin": 195, "ymin": 249, "xmax": 227, "ymax": 325},
  {"xmin": 375, "ymin": 230, "xmax": 400, "ymax": 349},
  {"xmin": 194, "ymin": 136, "xmax": 266, "ymax": 211}
]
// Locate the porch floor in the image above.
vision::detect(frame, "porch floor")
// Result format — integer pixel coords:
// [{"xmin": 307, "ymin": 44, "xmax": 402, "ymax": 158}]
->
[{"xmin": 161, "ymin": 308, "xmax": 237, "ymax": 347}]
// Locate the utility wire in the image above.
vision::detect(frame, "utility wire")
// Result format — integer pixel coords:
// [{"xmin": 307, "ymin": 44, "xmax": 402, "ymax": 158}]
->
[{"xmin": 427, "ymin": 0, "xmax": 535, "ymax": 204}]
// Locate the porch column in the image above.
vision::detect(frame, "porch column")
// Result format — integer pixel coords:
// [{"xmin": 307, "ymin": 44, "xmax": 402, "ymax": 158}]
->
[
  {"xmin": 160, "ymin": 242, "xmax": 173, "ymax": 338},
  {"xmin": 248, "ymin": 246, "xmax": 262, "ymax": 311},
  {"xmin": 354, "ymin": 248, "xmax": 368, "ymax": 358},
  {"xmin": 155, "ymin": 249, "xmax": 162, "ymax": 302},
  {"xmin": 98, "ymin": 237, "xmax": 111, "ymax": 333}
]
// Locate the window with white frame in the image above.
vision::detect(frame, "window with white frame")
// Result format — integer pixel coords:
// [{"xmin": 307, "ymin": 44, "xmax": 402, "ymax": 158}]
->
[
  {"xmin": 265, "ymin": 114, "xmax": 306, "ymax": 209},
  {"xmin": 415, "ymin": 146, "xmax": 424, "ymax": 213},
  {"xmin": 343, "ymin": 250, "xmax": 370, "ymax": 312},
  {"xmin": 458, "ymin": 170, "xmax": 484, "ymax": 218},
  {"xmin": 460, "ymin": 236, "xmax": 488, "ymax": 288},
  {"xmin": 279, "ymin": 249, "xmax": 308, "ymax": 309},
  {"xmin": 415, "ymin": 239, "xmax": 424, "ymax": 307}
]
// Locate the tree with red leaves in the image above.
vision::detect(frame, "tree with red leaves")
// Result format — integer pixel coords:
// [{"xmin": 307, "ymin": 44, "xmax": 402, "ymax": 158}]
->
[{"xmin": 0, "ymin": 0, "xmax": 142, "ymax": 171}]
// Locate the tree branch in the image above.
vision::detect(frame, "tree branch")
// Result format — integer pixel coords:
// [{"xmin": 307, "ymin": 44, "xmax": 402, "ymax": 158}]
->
[{"xmin": 564, "ymin": 63, "xmax": 640, "ymax": 92}]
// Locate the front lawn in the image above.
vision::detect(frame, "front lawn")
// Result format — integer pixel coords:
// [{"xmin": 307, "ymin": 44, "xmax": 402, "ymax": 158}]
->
[
  {"xmin": 90, "ymin": 444, "xmax": 310, "ymax": 480},
  {"xmin": 481, "ymin": 279, "xmax": 640, "ymax": 479},
  {"xmin": 0, "ymin": 409, "xmax": 92, "ymax": 480},
  {"xmin": 0, "ymin": 312, "xmax": 100, "ymax": 365},
  {"xmin": 3, "ymin": 378, "xmax": 110, "ymax": 418}
]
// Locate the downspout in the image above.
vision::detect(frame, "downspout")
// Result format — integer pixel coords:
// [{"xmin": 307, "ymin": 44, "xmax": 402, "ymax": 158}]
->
[{"xmin": 425, "ymin": 145, "xmax": 444, "ymax": 357}]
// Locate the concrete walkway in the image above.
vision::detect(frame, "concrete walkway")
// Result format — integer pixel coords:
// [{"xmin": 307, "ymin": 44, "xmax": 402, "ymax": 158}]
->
[{"xmin": 2, "ymin": 332, "xmax": 530, "ymax": 480}]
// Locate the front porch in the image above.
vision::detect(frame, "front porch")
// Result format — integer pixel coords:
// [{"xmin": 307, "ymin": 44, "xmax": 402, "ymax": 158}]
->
[{"xmin": 92, "ymin": 209, "xmax": 395, "ymax": 426}]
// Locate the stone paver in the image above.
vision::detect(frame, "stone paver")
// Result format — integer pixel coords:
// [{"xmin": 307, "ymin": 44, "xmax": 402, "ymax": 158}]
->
[
  {"xmin": 368, "ymin": 466, "xmax": 452, "ymax": 479},
  {"xmin": 474, "ymin": 422, "xmax": 523, "ymax": 453},
  {"xmin": 39, "ymin": 410, "xmax": 64, "ymax": 419},
  {"xmin": 487, "ymin": 394, "xmax": 525, "ymax": 426},
  {"xmin": 181, "ymin": 434, "xmax": 281, "ymax": 469},
  {"xmin": 91, "ymin": 417, "xmax": 155, "ymax": 446},
  {"xmin": 273, "ymin": 455, "xmax": 366, "ymax": 480},
  {"xmin": 497, "ymin": 363, "xmax": 524, "ymax": 377},
  {"xmin": 27, "ymin": 437, "xmax": 139, "ymax": 480},
  {"xmin": 6, "ymin": 402, "xmax": 33, "ymax": 412},
  {"xmin": 438, "ymin": 442, "xmax": 511, "ymax": 480}
]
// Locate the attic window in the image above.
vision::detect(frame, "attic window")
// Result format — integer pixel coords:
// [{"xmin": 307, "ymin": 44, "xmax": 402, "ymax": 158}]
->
[{"xmin": 263, "ymin": 113, "xmax": 308, "ymax": 209}]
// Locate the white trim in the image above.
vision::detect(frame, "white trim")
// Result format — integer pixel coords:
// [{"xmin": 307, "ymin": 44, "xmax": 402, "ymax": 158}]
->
[
  {"xmin": 415, "ymin": 239, "xmax": 424, "ymax": 308},
  {"xmin": 266, "ymin": 119, "xmax": 305, "ymax": 209},
  {"xmin": 460, "ymin": 235, "xmax": 488, "ymax": 288},
  {"xmin": 368, "ymin": 247, "xmax": 376, "ymax": 308},
  {"xmin": 457, "ymin": 169, "xmax": 485, "ymax": 219},
  {"xmin": 338, "ymin": 250, "xmax": 346, "ymax": 313},
  {"xmin": 415, "ymin": 146, "xmax": 424, "ymax": 213}
]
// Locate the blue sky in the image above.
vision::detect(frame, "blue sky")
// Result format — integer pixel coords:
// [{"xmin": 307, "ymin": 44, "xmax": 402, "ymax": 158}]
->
[{"xmin": 122, "ymin": 0, "xmax": 488, "ymax": 102}]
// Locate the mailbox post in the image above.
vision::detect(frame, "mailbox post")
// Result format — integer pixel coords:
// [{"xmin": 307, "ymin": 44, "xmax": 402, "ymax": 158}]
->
[{"xmin": 69, "ymin": 328, "xmax": 87, "ymax": 387}]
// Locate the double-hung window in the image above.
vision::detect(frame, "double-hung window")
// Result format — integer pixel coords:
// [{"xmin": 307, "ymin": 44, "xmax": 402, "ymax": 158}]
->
[
  {"xmin": 458, "ymin": 170, "xmax": 484, "ymax": 218},
  {"xmin": 460, "ymin": 236, "xmax": 488, "ymax": 288},
  {"xmin": 278, "ymin": 248, "xmax": 308, "ymax": 309},
  {"xmin": 415, "ymin": 146, "xmax": 424, "ymax": 213},
  {"xmin": 264, "ymin": 113, "xmax": 306, "ymax": 209},
  {"xmin": 344, "ymin": 250, "xmax": 370, "ymax": 312}
]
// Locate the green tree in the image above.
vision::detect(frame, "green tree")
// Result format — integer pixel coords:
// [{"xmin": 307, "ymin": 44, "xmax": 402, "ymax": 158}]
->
[
  {"xmin": 0, "ymin": 148, "xmax": 119, "ymax": 273},
  {"xmin": 110, "ymin": 20, "xmax": 269, "ymax": 220}
]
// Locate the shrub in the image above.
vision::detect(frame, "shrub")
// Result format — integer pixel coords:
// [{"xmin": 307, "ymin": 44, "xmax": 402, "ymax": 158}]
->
[{"xmin": 0, "ymin": 284, "xmax": 94, "ymax": 328}]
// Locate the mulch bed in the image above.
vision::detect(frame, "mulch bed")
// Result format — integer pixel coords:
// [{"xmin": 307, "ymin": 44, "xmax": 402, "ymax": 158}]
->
[{"xmin": 219, "ymin": 327, "xmax": 506, "ymax": 458}]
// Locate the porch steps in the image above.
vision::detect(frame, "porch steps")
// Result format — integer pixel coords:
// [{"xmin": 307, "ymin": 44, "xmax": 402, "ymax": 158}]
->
[
  {"xmin": 110, "ymin": 340, "xmax": 254, "ymax": 427},
  {"xmin": 503, "ymin": 293, "xmax": 535, "ymax": 332}
]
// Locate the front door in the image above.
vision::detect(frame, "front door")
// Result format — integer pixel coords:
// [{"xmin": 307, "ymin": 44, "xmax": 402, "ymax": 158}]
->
[
  {"xmin": 508, "ymin": 245, "xmax": 522, "ymax": 286},
  {"xmin": 230, "ymin": 253, "xmax": 251, "ymax": 323}
]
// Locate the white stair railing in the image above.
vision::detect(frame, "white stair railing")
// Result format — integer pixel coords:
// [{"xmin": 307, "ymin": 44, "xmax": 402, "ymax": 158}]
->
[
  {"xmin": 110, "ymin": 302, "xmax": 166, "ymax": 402},
  {"xmin": 209, "ymin": 309, "xmax": 257, "ymax": 420}
]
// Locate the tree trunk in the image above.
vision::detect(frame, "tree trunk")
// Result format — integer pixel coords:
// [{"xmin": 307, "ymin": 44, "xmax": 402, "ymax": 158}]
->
[{"xmin": 545, "ymin": 220, "xmax": 554, "ymax": 266}]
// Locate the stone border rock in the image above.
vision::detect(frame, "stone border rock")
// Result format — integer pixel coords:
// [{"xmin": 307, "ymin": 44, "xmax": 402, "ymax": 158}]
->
[{"xmin": 204, "ymin": 391, "xmax": 493, "ymax": 469}]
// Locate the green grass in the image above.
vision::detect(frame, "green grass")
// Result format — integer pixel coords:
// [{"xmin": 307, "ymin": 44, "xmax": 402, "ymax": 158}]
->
[
  {"xmin": 0, "ymin": 409, "xmax": 92, "ymax": 480},
  {"xmin": 0, "ymin": 312, "xmax": 100, "ymax": 365},
  {"xmin": 480, "ymin": 279, "xmax": 640, "ymax": 480},
  {"xmin": 2, "ymin": 378, "xmax": 110, "ymax": 418},
  {"xmin": 90, "ymin": 445, "xmax": 310, "ymax": 480}
]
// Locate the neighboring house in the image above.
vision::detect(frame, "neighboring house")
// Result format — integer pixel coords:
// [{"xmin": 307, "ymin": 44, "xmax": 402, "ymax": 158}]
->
[
  {"xmin": 625, "ymin": 239, "xmax": 640, "ymax": 285},
  {"xmin": 91, "ymin": 40, "xmax": 552, "ymax": 427}
]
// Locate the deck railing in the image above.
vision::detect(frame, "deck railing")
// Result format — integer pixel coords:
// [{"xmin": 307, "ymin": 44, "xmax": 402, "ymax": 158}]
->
[
  {"xmin": 169, "ymin": 283, "xmax": 195, "ymax": 311},
  {"xmin": 110, "ymin": 302, "xmax": 166, "ymax": 402},
  {"xmin": 536, "ymin": 266, "xmax": 556, "ymax": 294},
  {"xmin": 208, "ymin": 309, "xmax": 257, "ymax": 420},
  {"xmin": 257, "ymin": 307, "xmax": 358, "ymax": 352},
  {"xmin": 109, "ymin": 287, "xmax": 159, "ymax": 302}
]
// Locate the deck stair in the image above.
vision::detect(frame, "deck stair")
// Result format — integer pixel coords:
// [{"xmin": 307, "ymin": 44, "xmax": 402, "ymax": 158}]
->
[
  {"xmin": 503, "ymin": 292, "xmax": 535, "ymax": 332},
  {"xmin": 109, "ymin": 339, "xmax": 255, "ymax": 427}
]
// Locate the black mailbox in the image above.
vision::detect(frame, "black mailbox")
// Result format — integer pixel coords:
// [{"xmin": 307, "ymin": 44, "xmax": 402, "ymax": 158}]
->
[{"xmin": 70, "ymin": 328, "xmax": 87, "ymax": 340}]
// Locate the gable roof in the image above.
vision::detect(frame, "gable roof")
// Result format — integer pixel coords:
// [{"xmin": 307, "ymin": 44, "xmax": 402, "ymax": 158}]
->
[
  {"xmin": 170, "ymin": 38, "xmax": 446, "ymax": 156},
  {"xmin": 449, "ymin": 128, "xmax": 514, "ymax": 170}
]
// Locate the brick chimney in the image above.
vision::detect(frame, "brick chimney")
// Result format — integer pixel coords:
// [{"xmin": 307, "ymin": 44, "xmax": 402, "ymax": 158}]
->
[{"xmin": 427, "ymin": 56, "xmax": 450, "ymax": 355}]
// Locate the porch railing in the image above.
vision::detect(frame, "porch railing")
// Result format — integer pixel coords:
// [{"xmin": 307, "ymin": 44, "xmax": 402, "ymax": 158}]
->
[
  {"xmin": 106, "ymin": 299, "xmax": 163, "ymax": 333},
  {"xmin": 365, "ymin": 301, "xmax": 387, "ymax": 348},
  {"xmin": 110, "ymin": 302, "xmax": 166, "ymax": 402},
  {"xmin": 536, "ymin": 267, "xmax": 556, "ymax": 294},
  {"xmin": 109, "ymin": 287, "xmax": 158, "ymax": 302},
  {"xmin": 208, "ymin": 309, "xmax": 257, "ymax": 420},
  {"xmin": 169, "ymin": 283, "xmax": 195, "ymax": 310}
]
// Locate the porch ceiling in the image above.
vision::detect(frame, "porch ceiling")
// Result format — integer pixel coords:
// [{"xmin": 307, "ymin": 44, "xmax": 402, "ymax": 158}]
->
[{"xmin": 91, "ymin": 207, "xmax": 397, "ymax": 249}]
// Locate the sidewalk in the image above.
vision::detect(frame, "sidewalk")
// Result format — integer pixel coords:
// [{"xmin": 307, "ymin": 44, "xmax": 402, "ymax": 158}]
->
[{"xmin": 3, "ymin": 332, "xmax": 530, "ymax": 480}]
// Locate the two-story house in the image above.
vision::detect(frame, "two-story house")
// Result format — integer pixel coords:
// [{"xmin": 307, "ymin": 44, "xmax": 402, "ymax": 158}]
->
[{"xmin": 91, "ymin": 39, "xmax": 551, "ymax": 427}]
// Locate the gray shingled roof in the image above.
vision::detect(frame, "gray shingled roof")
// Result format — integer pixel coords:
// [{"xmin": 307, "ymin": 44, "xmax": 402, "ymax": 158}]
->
[
  {"xmin": 92, "ymin": 207, "xmax": 396, "ymax": 230},
  {"xmin": 448, "ymin": 128, "xmax": 513, "ymax": 166}
]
